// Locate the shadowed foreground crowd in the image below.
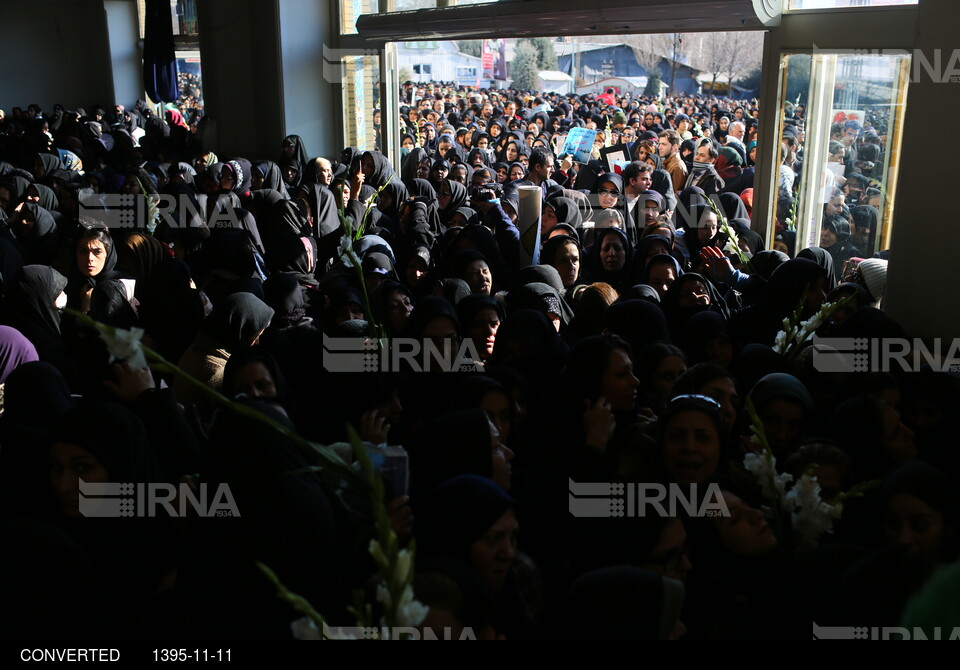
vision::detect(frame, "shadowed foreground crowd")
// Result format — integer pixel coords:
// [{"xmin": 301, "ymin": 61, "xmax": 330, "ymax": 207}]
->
[{"xmin": 0, "ymin": 86, "xmax": 956, "ymax": 641}]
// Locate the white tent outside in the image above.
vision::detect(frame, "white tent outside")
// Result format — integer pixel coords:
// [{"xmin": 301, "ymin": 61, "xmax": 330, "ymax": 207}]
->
[{"xmin": 537, "ymin": 70, "xmax": 574, "ymax": 94}]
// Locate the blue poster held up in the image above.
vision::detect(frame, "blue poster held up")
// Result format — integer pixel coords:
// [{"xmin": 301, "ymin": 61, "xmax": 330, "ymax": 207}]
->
[{"xmin": 561, "ymin": 128, "xmax": 597, "ymax": 164}]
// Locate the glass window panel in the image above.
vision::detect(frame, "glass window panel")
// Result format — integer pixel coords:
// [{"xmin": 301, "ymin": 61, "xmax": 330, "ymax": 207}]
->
[
  {"xmin": 788, "ymin": 0, "xmax": 917, "ymax": 9},
  {"xmin": 176, "ymin": 51, "xmax": 204, "ymax": 116},
  {"xmin": 342, "ymin": 53, "xmax": 382, "ymax": 151},
  {"xmin": 772, "ymin": 50, "xmax": 909, "ymax": 269},
  {"xmin": 341, "ymin": 0, "xmax": 380, "ymax": 35}
]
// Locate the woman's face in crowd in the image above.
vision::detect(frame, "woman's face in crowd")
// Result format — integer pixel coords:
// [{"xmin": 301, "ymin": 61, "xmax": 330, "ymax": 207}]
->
[
  {"xmin": 819, "ymin": 223, "xmax": 839, "ymax": 247},
  {"xmin": 653, "ymin": 355, "xmax": 686, "ymax": 401},
  {"xmin": 676, "ymin": 279, "xmax": 710, "ymax": 308},
  {"xmin": 647, "ymin": 263, "xmax": 677, "ymax": 300},
  {"xmin": 540, "ymin": 205, "xmax": 558, "ymax": 232},
  {"xmin": 599, "ymin": 235, "xmax": 626, "ymax": 273},
  {"xmin": 884, "ymin": 494, "xmax": 947, "ymax": 564},
  {"xmin": 601, "ymin": 348, "xmax": 640, "ymax": 412},
  {"xmin": 122, "ymin": 174, "xmax": 142, "ymax": 195},
  {"xmin": 361, "ymin": 154, "xmax": 376, "ymax": 179},
  {"xmin": 882, "ymin": 404, "xmax": 917, "ymax": 461},
  {"xmin": 552, "ymin": 241, "xmax": 580, "ymax": 288},
  {"xmin": 232, "ymin": 362, "xmax": 278, "ymax": 400},
  {"xmin": 0, "ymin": 186, "xmax": 12, "ymax": 212},
  {"xmin": 509, "ymin": 165, "xmax": 525, "ymax": 182},
  {"xmin": 450, "ymin": 166, "xmax": 467, "ymax": 186},
  {"xmin": 335, "ymin": 301, "xmax": 364, "ymax": 324},
  {"xmin": 699, "ymin": 376, "xmax": 738, "ymax": 433},
  {"xmin": 496, "ymin": 167, "xmax": 508, "ymax": 183},
  {"xmin": 49, "ymin": 442, "xmax": 109, "ymax": 518},
  {"xmin": 470, "ymin": 508, "xmax": 518, "ymax": 592},
  {"xmin": 464, "ymin": 260, "xmax": 492, "ymax": 296},
  {"xmin": 696, "ymin": 212, "xmax": 719, "ymax": 246},
  {"xmin": 505, "ymin": 143, "xmax": 518, "ymax": 162},
  {"xmin": 432, "ymin": 164, "xmax": 449, "ymax": 183},
  {"xmin": 471, "ymin": 172, "xmax": 489, "ymax": 189},
  {"xmin": 642, "ymin": 517, "xmax": 692, "ymax": 583},
  {"xmin": 488, "ymin": 418, "xmax": 514, "ymax": 491},
  {"xmin": 663, "ymin": 410, "xmax": 721, "ymax": 485},
  {"xmin": 251, "ymin": 167, "xmax": 265, "ymax": 190},
  {"xmin": 597, "ymin": 180, "xmax": 620, "ymax": 209},
  {"xmin": 418, "ymin": 159, "xmax": 432, "ymax": 180},
  {"xmin": 759, "ymin": 399, "xmax": 804, "ymax": 455},
  {"xmin": 220, "ymin": 166, "xmax": 237, "ymax": 191},
  {"xmin": 482, "ymin": 391, "xmax": 512, "ymax": 446},
  {"xmin": 386, "ymin": 290, "xmax": 414, "ymax": 334},
  {"xmin": 714, "ymin": 491, "xmax": 778, "ymax": 556},
  {"xmin": 467, "ymin": 306, "xmax": 500, "ymax": 360},
  {"xmin": 405, "ymin": 257, "xmax": 428, "ymax": 289},
  {"xmin": 77, "ymin": 238, "xmax": 107, "ymax": 277}
]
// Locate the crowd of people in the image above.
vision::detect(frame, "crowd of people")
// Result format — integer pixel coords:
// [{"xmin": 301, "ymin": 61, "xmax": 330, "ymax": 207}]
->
[{"xmin": 0, "ymin": 80, "xmax": 954, "ymax": 641}]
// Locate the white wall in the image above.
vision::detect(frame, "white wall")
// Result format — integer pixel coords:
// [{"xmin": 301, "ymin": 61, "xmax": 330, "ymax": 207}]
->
[
  {"xmin": 104, "ymin": 0, "xmax": 143, "ymax": 109},
  {"xmin": 278, "ymin": 0, "xmax": 339, "ymax": 161},
  {"xmin": 0, "ymin": 0, "xmax": 115, "ymax": 111}
]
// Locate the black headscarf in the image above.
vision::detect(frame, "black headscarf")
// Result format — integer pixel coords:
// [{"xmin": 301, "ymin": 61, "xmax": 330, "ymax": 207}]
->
[
  {"xmin": 545, "ymin": 196, "xmax": 583, "ymax": 228},
  {"xmin": 584, "ymin": 227, "xmax": 632, "ymax": 290},
  {"xmin": 565, "ymin": 566, "xmax": 684, "ymax": 640},
  {"xmin": 282, "ymin": 135, "xmax": 310, "ymax": 168},
  {"xmin": 438, "ymin": 179, "xmax": 469, "ymax": 226},
  {"xmin": 10, "ymin": 203, "xmax": 59, "ymax": 266},
  {"xmin": 409, "ymin": 410, "xmax": 496, "ymax": 498},
  {"xmin": 361, "ymin": 150, "xmax": 397, "ymax": 190},
  {"xmin": 798, "ymin": 246, "xmax": 837, "ymax": 286},
  {"xmin": 54, "ymin": 400, "xmax": 163, "ymax": 484},
  {"xmin": 401, "ymin": 147, "xmax": 430, "ymax": 188},
  {"xmin": 507, "ymin": 281, "xmax": 574, "ymax": 328},
  {"xmin": 203, "ymin": 292, "xmax": 275, "ymax": 350},
  {"xmin": 415, "ymin": 474, "xmax": 514, "ymax": 563},
  {"xmin": 2, "ymin": 265, "xmax": 67, "ymax": 368},
  {"xmin": 254, "ymin": 160, "xmax": 289, "ymax": 197},
  {"xmin": 604, "ymin": 299, "xmax": 671, "ymax": 352}
]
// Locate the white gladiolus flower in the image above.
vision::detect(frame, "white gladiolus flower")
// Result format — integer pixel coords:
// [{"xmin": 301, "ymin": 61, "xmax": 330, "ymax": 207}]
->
[
  {"xmin": 394, "ymin": 549, "xmax": 413, "ymax": 590},
  {"xmin": 99, "ymin": 326, "xmax": 148, "ymax": 369},
  {"xmin": 376, "ymin": 583, "xmax": 392, "ymax": 609},
  {"xmin": 396, "ymin": 585, "xmax": 428, "ymax": 627},
  {"xmin": 290, "ymin": 617, "xmax": 322, "ymax": 640}
]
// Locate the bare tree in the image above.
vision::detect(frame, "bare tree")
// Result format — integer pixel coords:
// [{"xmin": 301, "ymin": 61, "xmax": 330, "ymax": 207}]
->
[
  {"xmin": 701, "ymin": 32, "xmax": 731, "ymax": 95},
  {"xmin": 724, "ymin": 32, "xmax": 763, "ymax": 88},
  {"xmin": 627, "ymin": 34, "xmax": 674, "ymax": 95}
]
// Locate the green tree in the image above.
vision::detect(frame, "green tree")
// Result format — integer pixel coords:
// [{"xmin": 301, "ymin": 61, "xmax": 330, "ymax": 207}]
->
[
  {"xmin": 531, "ymin": 37, "xmax": 558, "ymax": 70},
  {"xmin": 737, "ymin": 67, "xmax": 762, "ymax": 92},
  {"xmin": 458, "ymin": 40, "xmax": 482, "ymax": 58},
  {"xmin": 644, "ymin": 75, "xmax": 662, "ymax": 98},
  {"xmin": 511, "ymin": 40, "xmax": 540, "ymax": 91}
]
